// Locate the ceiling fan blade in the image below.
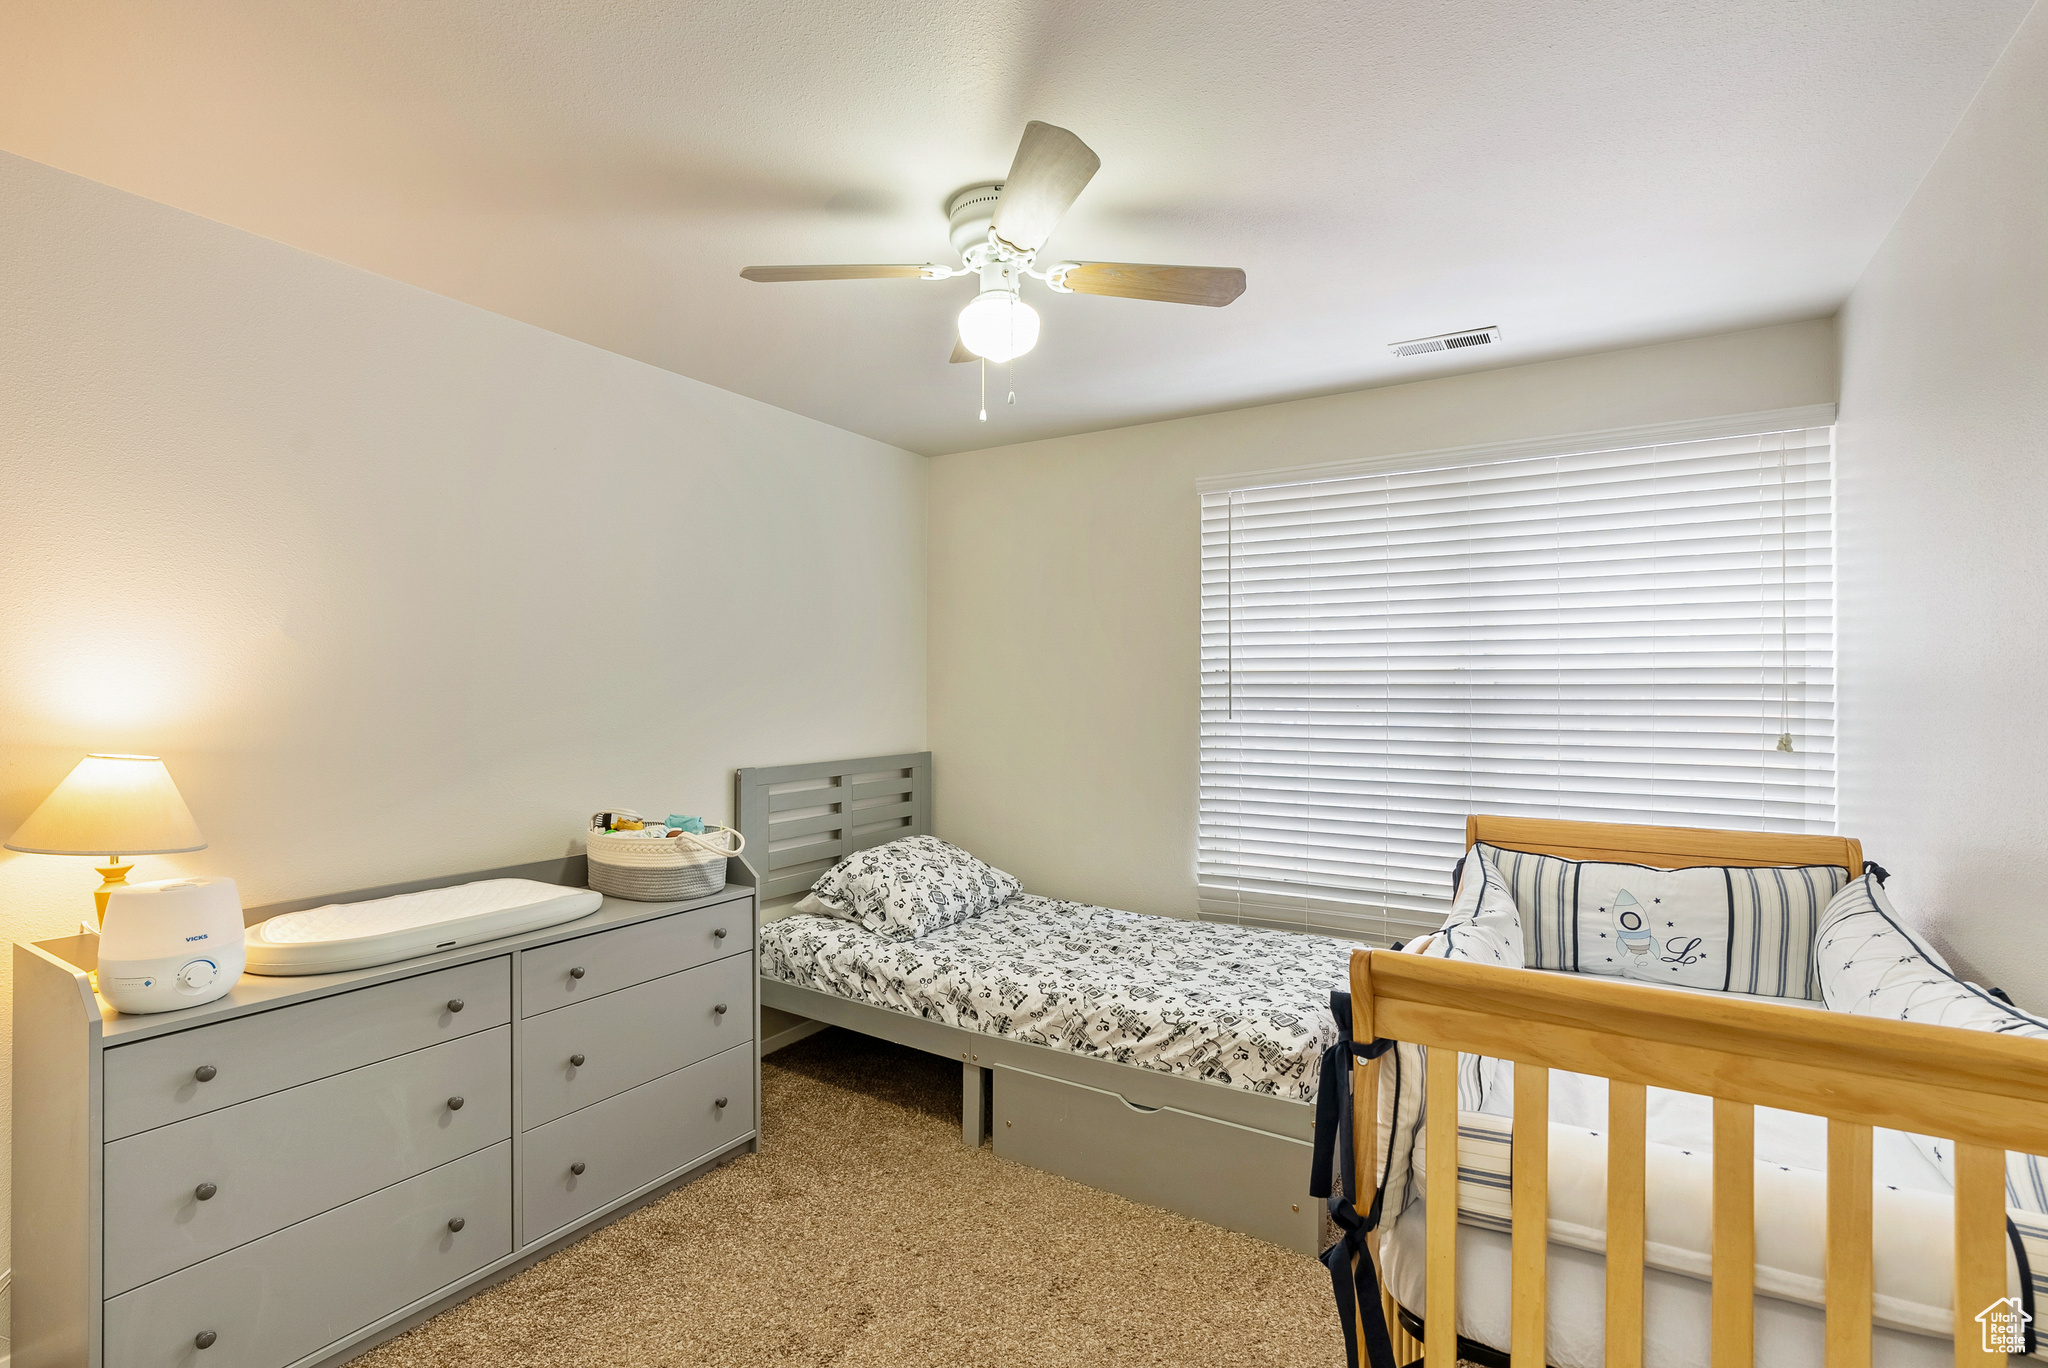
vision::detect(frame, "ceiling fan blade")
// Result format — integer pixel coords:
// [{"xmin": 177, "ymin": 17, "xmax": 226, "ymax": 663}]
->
[
  {"xmin": 740, "ymin": 264, "xmax": 931, "ymax": 282},
  {"xmin": 989, "ymin": 122, "xmax": 1100, "ymax": 254},
  {"xmin": 1054, "ymin": 262, "xmax": 1246, "ymax": 307},
  {"xmin": 950, "ymin": 337, "xmax": 976, "ymax": 364}
]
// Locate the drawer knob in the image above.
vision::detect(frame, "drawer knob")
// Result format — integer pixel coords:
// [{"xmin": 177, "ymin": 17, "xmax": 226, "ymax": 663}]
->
[
  {"xmin": 447, "ymin": 998, "xmax": 465, "ymax": 1013},
  {"xmin": 715, "ymin": 1096, "xmax": 729, "ymax": 1108},
  {"xmin": 569, "ymin": 1053, "xmax": 586, "ymax": 1067},
  {"xmin": 446, "ymin": 1095, "xmax": 465, "ymax": 1111},
  {"xmin": 195, "ymin": 1182, "xmax": 218, "ymax": 1202},
  {"xmin": 569, "ymin": 966, "xmax": 586, "ymax": 980},
  {"xmin": 714, "ymin": 927, "xmax": 728, "ymax": 939},
  {"xmin": 714, "ymin": 1003, "xmax": 728, "ymax": 1015},
  {"xmin": 570, "ymin": 1161, "xmax": 586, "ymax": 1175},
  {"xmin": 194, "ymin": 1065, "xmax": 217, "ymax": 1083},
  {"xmin": 195, "ymin": 1330, "xmax": 218, "ymax": 1350},
  {"xmin": 447, "ymin": 1216, "xmax": 466, "ymax": 1233}
]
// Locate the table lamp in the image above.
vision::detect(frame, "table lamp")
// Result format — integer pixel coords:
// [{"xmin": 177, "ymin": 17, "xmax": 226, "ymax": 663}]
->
[{"xmin": 5, "ymin": 754, "xmax": 208, "ymax": 924}]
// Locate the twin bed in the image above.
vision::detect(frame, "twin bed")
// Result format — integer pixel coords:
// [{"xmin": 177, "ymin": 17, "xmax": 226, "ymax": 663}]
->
[
  {"xmin": 739, "ymin": 752, "xmax": 1348, "ymax": 1254},
  {"xmin": 740, "ymin": 752, "xmax": 2048, "ymax": 1368}
]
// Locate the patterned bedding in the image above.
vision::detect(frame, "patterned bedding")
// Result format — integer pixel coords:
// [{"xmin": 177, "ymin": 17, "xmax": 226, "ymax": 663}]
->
[{"xmin": 758, "ymin": 895, "xmax": 1357, "ymax": 1101}]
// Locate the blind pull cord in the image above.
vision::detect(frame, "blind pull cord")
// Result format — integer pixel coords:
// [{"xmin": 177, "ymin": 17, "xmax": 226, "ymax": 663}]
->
[{"xmin": 1776, "ymin": 435, "xmax": 1794, "ymax": 754}]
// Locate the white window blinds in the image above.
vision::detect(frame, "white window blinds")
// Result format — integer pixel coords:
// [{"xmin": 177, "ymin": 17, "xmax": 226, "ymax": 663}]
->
[{"xmin": 1198, "ymin": 421, "xmax": 1836, "ymax": 945}]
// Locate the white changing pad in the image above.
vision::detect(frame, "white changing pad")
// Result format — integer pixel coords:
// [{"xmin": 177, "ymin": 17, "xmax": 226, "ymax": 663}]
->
[{"xmin": 245, "ymin": 878, "xmax": 602, "ymax": 975}]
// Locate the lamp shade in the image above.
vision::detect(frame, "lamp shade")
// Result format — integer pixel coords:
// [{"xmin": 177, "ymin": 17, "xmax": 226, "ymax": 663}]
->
[{"xmin": 5, "ymin": 755, "xmax": 207, "ymax": 857}]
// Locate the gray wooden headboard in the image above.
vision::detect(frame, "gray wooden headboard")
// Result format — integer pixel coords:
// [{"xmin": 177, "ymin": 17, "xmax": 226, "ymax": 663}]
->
[{"xmin": 733, "ymin": 752, "xmax": 931, "ymax": 901}]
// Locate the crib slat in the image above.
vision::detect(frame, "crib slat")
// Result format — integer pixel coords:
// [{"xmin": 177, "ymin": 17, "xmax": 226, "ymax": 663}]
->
[
  {"xmin": 1953, "ymin": 1142, "xmax": 2007, "ymax": 1367},
  {"xmin": 1826, "ymin": 1119, "xmax": 1873, "ymax": 1368},
  {"xmin": 1713, "ymin": 1098, "xmax": 1755, "ymax": 1368},
  {"xmin": 1386, "ymin": 1289, "xmax": 1425, "ymax": 1365},
  {"xmin": 1512, "ymin": 1062, "xmax": 1548, "ymax": 1365},
  {"xmin": 1606, "ymin": 1079, "xmax": 1647, "ymax": 1368},
  {"xmin": 1426, "ymin": 1048, "xmax": 1459, "ymax": 1368}
]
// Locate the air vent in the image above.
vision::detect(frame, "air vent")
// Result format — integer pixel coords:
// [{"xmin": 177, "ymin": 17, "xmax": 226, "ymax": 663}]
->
[{"xmin": 1388, "ymin": 325, "xmax": 1501, "ymax": 357}]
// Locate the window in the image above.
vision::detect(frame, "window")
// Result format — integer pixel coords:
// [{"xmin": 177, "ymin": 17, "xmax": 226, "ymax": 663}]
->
[{"xmin": 1197, "ymin": 413, "xmax": 1836, "ymax": 945}]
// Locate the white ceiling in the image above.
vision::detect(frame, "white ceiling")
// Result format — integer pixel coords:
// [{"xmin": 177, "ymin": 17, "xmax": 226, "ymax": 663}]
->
[{"xmin": 0, "ymin": 1, "xmax": 2031, "ymax": 455}]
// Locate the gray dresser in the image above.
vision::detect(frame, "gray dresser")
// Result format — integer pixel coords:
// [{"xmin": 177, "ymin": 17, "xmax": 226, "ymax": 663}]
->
[{"xmin": 12, "ymin": 864, "xmax": 760, "ymax": 1368}]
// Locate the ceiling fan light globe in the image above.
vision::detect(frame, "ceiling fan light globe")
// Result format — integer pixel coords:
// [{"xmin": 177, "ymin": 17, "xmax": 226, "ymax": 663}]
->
[{"xmin": 956, "ymin": 291, "xmax": 1040, "ymax": 363}]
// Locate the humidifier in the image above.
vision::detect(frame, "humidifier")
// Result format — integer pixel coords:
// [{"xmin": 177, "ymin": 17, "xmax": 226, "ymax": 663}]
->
[{"xmin": 98, "ymin": 876, "xmax": 246, "ymax": 1014}]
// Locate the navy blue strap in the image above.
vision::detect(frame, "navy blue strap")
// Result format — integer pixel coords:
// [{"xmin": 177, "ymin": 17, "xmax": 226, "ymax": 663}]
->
[
  {"xmin": 1310, "ymin": 1039, "xmax": 1392, "ymax": 1195},
  {"xmin": 1312, "ymin": 990, "xmax": 1399, "ymax": 1368}
]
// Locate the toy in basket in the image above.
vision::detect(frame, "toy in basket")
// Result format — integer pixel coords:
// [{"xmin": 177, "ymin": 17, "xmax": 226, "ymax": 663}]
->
[{"xmin": 585, "ymin": 809, "xmax": 746, "ymax": 902}]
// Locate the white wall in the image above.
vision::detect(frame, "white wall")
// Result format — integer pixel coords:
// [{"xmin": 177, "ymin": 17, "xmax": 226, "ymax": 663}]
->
[
  {"xmin": 928, "ymin": 319, "xmax": 1838, "ymax": 918},
  {"xmin": 1835, "ymin": 3, "xmax": 2048, "ymax": 1004},
  {"xmin": 0, "ymin": 152, "xmax": 927, "ymax": 1282}
]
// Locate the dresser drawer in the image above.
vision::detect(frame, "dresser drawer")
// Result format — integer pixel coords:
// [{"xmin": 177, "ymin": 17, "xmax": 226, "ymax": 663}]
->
[
  {"xmin": 519, "ymin": 951, "xmax": 752, "ymax": 1130},
  {"xmin": 104, "ymin": 1025, "xmax": 511, "ymax": 1296},
  {"xmin": 522, "ymin": 1042, "xmax": 754, "ymax": 1243},
  {"xmin": 103, "ymin": 957, "xmax": 511, "ymax": 1141},
  {"xmin": 103, "ymin": 1140, "xmax": 511, "ymax": 1368},
  {"xmin": 520, "ymin": 899, "xmax": 747, "ymax": 1016}
]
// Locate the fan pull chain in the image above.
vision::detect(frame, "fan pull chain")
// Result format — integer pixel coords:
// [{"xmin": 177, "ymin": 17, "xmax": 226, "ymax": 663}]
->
[
  {"xmin": 1008, "ymin": 357, "xmax": 1016, "ymax": 406},
  {"xmin": 979, "ymin": 357, "xmax": 987, "ymax": 422}
]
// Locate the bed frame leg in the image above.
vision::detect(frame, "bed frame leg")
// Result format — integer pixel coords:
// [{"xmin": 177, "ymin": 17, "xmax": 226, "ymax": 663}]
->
[{"xmin": 962, "ymin": 1062, "xmax": 991, "ymax": 1146}]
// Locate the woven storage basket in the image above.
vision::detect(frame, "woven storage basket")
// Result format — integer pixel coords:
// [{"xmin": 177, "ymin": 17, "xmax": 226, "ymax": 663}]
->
[{"xmin": 586, "ymin": 810, "xmax": 746, "ymax": 902}]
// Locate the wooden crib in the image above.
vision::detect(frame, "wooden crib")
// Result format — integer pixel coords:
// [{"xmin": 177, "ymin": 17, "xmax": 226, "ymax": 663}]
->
[{"xmin": 1347, "ymin": 816, "xmax": 2048, "ymax": 1368}]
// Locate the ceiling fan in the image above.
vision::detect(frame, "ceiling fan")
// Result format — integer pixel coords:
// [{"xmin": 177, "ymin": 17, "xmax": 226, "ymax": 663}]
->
[{"xmin": 741, "ymin": 122, "xmax": 1246, "ymax": 372}]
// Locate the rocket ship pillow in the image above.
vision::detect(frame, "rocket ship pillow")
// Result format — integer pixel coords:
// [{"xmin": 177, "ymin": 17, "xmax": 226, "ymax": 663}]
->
[
  {"xmin": 1477, "ymin": 843, "xmax": 1849, "ymax": 998},
  {"xmin": 1571, "ymin": 863, "xmax": 1735, "ymax": 990}
]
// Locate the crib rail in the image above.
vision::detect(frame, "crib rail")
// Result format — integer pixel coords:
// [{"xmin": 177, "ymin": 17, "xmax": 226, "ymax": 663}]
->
[{"xmin": 1349, "ymin": 948, "xmax": 2048, "ymax": 1368}]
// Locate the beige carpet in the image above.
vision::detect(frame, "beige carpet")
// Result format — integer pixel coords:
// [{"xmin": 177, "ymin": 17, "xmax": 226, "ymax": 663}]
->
[{"xmin": 358, "ymin": 1028, "xmax": 1346, "ymax": 1367}]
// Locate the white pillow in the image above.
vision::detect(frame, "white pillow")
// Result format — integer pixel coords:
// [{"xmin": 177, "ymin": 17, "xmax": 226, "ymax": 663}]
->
[
  {"xmin": 1432, "ymin": 845, "xmax": 1525, "ymax": 970},
  {"xmin": 1377, "ymin": 850, "xmax": 1528, "ymax": 1227},
  {"xmin": 1819, "ymin": 873, "xmax": 2048, "ymax": 1212},
  {"xmin": 1477, "ymin": 843, "xmax": 1847, "ymax": 998},
  {"xmin": 1425, "ymin": 845, "xmax": 1525, "ymax": 1111},
  {"xmin": 807, "ymin": 835, "xmax": 1020, "ymax": 942}
]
